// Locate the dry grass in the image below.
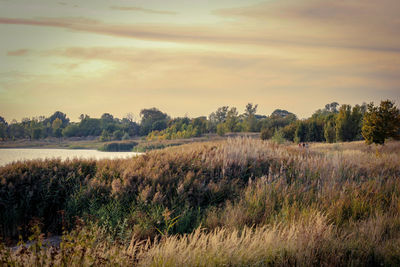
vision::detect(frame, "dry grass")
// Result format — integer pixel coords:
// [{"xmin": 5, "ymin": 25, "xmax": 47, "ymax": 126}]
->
[{"xmin": 1, "ymin": 137, "xmax": 400, "ymax": 265}]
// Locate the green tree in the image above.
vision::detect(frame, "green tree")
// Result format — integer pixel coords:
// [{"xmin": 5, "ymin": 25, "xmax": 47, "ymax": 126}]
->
[
  {"xmin": 99, "ymin": 130, "xmax": 111, "ymax": 142},
  {"xmin": 224, "ymin": 107, "xmax": 239, "ymax": 132},
  {"xmin": 62, "ymin": 124, "xmax": 80, "ymax": 137},
  {"xmin": 324, "ymin": 120, "xmax": 336, "ymax": 143},
  {"xmin": 112, "ymin": 130, "xmax": 123, "ymax": 140},
  {"xmin": 244, "ymin": 103, "xmax": 258, "ymax": 132},
  {"xmin": 216, "ymin": 123, "xmax": 226, "ymax": 136},
  {"xmin": 294, "ymin": 121, "xmax": 307, "ymax": 143},
  {"xmin": 140, "ymin": 108, "xmax": 169, "ymax": 135},
  {"xmin": 208, "ymin": 106, "xmax": 229, "ymax": 133},
  {"xmin": 0, "ymin": 116, "xmax": 7, "ymax": 140},
  {"xmin": 336, "ymin": 104, "xmax": 362, "ymax": 142},
  {"xmin": 362, "ymin": 100, "xmax": 400, "ymax": 145},
  {"xmin": 52, "ymin": 118, "xmax": 63, "ymax": 138}
]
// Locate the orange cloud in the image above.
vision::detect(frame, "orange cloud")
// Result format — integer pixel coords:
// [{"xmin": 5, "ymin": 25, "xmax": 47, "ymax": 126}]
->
[
  {"xmin": 7, "ymin": 49, "xmax": 30, "ymax": 56},
  {"xmin": 0, "ymin": 15, "xmax": 399, "ymax": 53},
  {"xmin": 110, "ymin": 6, "xmax": 177, "ymax": 15}
]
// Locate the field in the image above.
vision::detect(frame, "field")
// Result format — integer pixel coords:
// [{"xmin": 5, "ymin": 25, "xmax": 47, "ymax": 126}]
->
[{"xmin": 1, "ymin": 138, "xmax": 400, "ymax": 266}]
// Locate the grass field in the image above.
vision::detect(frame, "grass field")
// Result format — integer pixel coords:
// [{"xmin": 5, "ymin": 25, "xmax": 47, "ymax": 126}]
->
[{"xmin": 1, "ymin": 138, "xmax": 399, "ymax": 266}]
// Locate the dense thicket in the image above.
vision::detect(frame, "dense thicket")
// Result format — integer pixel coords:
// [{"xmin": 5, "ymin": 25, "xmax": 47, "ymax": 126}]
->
[{"xmin": 1, "ymin": 100, "xmax": 399, "ymax": 145}]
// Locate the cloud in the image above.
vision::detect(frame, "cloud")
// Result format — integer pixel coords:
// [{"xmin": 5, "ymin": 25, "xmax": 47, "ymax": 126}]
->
[
  {"xmin": 0, "ymin": 14, "xmax": 399, "ymax": 54},
  {"xmin": 7, "ymin": 49, "xmax": 30, "ymax": 56},
  {"xmin": 110, "ymin": 6, "xmax": 177, "ymax": 15}
]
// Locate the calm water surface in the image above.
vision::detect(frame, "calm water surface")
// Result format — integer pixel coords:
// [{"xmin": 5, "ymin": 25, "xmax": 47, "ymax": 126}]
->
[{"xmin": 0, "ymin": 148, "xmax": 141, "ymax": 167}]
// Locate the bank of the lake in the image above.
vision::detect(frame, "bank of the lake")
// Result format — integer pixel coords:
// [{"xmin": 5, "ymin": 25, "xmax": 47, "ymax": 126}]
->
[{"xmin": 0, "ymin": 148, "xmax": 141, "ymax": 167}]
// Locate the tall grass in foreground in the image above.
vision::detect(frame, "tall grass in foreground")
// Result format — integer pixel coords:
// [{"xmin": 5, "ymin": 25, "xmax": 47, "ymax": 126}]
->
[
  {"xmin": 1, "ymin": 138, "xmax": 400, "ymax": 265},
  {"xmin": 2, "ymin": 212, "xmax": 400, "ymax": 266}
]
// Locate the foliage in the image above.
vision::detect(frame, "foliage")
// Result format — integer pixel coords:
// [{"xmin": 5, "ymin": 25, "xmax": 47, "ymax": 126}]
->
[
  {"xmin": 362, "ymin": 100, "xmax": 400, "ymax": 145},
  {"xmin": 99, "ymin": 141, "xmax": 138, "ymax": 152},
  {"xmin": 1, "ymin": 138, "xmax": 400, "ymax": 265},
  {"xmin": 336, "ymin": 104, "xmax": 363, "ymax": 141},
  {"xmin": 140, "ymin": 108, "xmax": 169, "ymax": 135},
  {"xmin": 260, "ymin": 128, "xmax": 273, "ymax": 140}
]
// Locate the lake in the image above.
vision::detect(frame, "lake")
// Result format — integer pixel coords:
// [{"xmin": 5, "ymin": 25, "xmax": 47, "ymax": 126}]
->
[{"xmin": 0, "ymin": 148, "xmax": 141, "ymax": 167}]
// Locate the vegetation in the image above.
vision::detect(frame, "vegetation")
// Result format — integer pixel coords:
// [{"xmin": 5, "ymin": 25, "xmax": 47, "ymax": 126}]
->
[
  {"xmin": 1, "ymin": 138, "xmax": 400, "ymax": 265},
  {"xmin": 362, "ymin": 100, "xmax": 400, "ymax": 144},
  {"xmin": 1, "ymin": 100, "xmax": 399, "ymax": 145},
  {"xmin": 99, "ymin": 141, "xmax": 138, "ymax": 152}
]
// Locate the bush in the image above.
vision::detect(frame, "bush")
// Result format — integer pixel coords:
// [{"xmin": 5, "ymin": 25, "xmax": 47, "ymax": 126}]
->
[
  {"xmin": 217, "ymin": 123, "xmax": 226, "ymax": 136},
  {"xmin": 260, "ymin": 128, "xmax": 273, "ymax": 140},
  {"xmin": 112, "ymin": 130, "xmax": 123, "ymax": 141},
  {"xmin": 122, "ymin": 132, "xmax": 130, "ymax": 140},
  {"xmin": 99, "ymin": 141, "xmax": 138, "ymax": 152}
]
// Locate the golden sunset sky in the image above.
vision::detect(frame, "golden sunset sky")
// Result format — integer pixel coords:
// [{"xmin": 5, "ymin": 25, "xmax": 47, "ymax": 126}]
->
[{"xmin": 1, "ymin": 0, "xmax": 399, "ymax": 121}]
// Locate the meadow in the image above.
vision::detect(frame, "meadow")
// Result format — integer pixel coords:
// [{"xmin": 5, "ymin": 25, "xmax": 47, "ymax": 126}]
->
[{"xmin": 1, "ymin": 138, "xmax": 400, "ymax": 266}]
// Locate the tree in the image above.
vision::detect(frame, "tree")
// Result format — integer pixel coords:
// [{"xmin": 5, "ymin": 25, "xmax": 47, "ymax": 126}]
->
[
  {"xmin": 45, "ymin": 111, "xmax": 69, "ymax": 127},
  {"xmin": 0, "ymin": 116, "xmax": 7, "ymax": 140},
  {"xmin": 99, "ymin": 130, "xmax": 111, "ymax": 142},
  {"xmin": 336, "ymin": 104, "xmax": 362, "ymax": 142},
  {"xmin": 112, "ymin": 130, "xmax": 123, "ymax": 140},
  {"xmin": 52, "ymin": 118, "xmax": 63, "ymax": 138},
  {"xmin": 294, "ymin": 122, "xmax": 307, "ymax": 143},
  {"xmin": 324, "ymin": 120, "xmax": 336, "ymax": 143},
  {"xmin": 216, "ymin": 123, "xmax": 226, "ymax": 136},
  {"xmin": 324, "ymin": 102, "xmax": 339, "ymax": 113},
  {"xmin": 62, "ymin": 124, "xmax": 80, "ymax": 137},
  {"xmin": 244, "ymin": 103, "xmax": 258, "ymax": 132},
  {"xmin": 225, "ymin": 107, "xmax": 239, "ymax": 132},
  {"xmin": 140, "ymin": 108, "xmax": 169, "ymax": 135},
  {"xmin": 362, "ymin": 100, "xmax": 400, "ymax": 145}
]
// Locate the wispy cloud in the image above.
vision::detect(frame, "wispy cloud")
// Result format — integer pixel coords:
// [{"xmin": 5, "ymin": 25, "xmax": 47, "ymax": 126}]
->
[
  {"xmin": 7, "ymin": 49, "xmax": 30, "ymax": 56},
  {"xmin": 0, "ymin": 16, "xmax": 399, "ymax": 53},
  {"xmin": 110, "ymin": 6, "xmax": 176, "ymax": 15}
]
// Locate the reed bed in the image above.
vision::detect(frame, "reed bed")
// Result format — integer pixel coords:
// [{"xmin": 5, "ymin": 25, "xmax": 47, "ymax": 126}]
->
[{"xmin": 1, "ymin": 137, "xmax": 399, "ymax": 265}]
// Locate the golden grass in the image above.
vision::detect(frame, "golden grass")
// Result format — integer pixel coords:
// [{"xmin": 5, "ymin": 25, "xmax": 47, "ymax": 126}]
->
[{"xmin": 1, "ymin": 138, "xmax": 400, "ymax": 265}]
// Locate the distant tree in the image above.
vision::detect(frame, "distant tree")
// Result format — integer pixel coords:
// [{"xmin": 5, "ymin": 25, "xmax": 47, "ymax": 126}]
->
[
  {"xmin": 306, "ymin": 119, "xmax": 324, "ymax": 142},
  {"xmin": 79, "ymin": 114, "xmax": 89, "ymax": 122},
  {"xmin": 294, "ymin": 121, "xmax": 307, "ymax": 143},
  {"xmin": 99, "ymin": 130, "xmax": 111, "ymax": 142},
  {"xmin": 362, "ymin": 100, "xmax": 400, "ymax": 145},
  {"xmin": 192, "ymin": 117, "xmax": 207, "ymax": 134},
  {"xmin": 79, "ymin": 117, "xmax": 102, "ymax": 136},
  {"xmin": 324, "ymin": 102, "xmax": 339, "ymax": 113},
  {"xmin": 324, "ymin": 120, "xmax": 336, "ymax": 143},
  {"xmin": 336, "ymin": 104, "xmax": 362, "ymax": 142},
  {"xmin": 225, "ymin": 107, "xmax": 239, "ymax": 132},
  {"xmin": 140, "ymin": 108, "xmax": 169, "ymax": 135},
  {"xmin": 281, "ymin": 123, "xmax": 297, "ymax": 141},
  {"xmin": 45, "ymin": 111, "xmax": 69, "ymax": 128},
  {"xmin": 216, "ymin": 123, "xmax": 226, "ymax": 136},
  {"xmin": 0, "ymin": 116, "xmax": 7, "ymax": 125},
  {"xmin": 31, "ymin": 128, "xmax": 42, "ymax": 140},
  {"xmin": 112, "ymin": 130, "xmax": 123, "ymax": 140},
  {"xmin": 52, "ymin": 118, "xmax": 63, "ymax": 138},
  {"xmin": 244, "ymin": 103, "xmax": 258, "ymax": 132},
  {"xmin": 62, "ymin": 124, "xmax": 80, "ymax": 137},
  {"xmin": 208, "ymin": 106, "xmax": 229, "ymax": 133},
  {"xmin": 271, "ymin": 109, "xmax": 292, "ymax": 117},
  {"xmin": 0, "ymin": 116, "xmax": 7, "ymax": 140},
  {"xmin": 213, "ymin": 106, "xmax": 229, "ymax": 124}
]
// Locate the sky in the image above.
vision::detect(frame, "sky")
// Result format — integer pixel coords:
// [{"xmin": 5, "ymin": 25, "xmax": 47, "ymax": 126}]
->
[{"xmin": 1, "ymin": 0, "xmax": 399, "ymax": 122}]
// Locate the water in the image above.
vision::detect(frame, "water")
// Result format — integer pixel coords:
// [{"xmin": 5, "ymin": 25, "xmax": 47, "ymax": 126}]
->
[{"xmin": 0, "ymin": 148, "xmax": 141, "ymax": 167}]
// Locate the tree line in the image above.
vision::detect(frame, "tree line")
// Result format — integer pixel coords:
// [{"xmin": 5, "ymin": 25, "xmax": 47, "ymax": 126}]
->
[{"xmin": 0, "ymin": 100, "xmax": 399, "ymax": 145}]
